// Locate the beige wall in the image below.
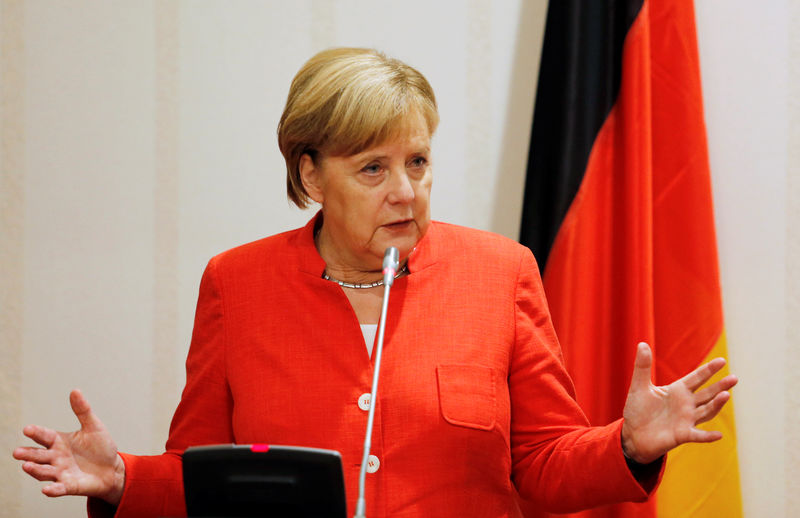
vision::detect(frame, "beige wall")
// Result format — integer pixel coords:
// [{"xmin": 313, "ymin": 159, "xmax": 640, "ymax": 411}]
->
[
  {"xmin": 0, "ymin": 1, "xmax": 794, "ymax": 517},
  {"xmin": 695, "ymin": 1, "xmax": 794, "ymax": 515},
  {"xmin": 788, "ymin": 2, "xmax": 800, "ymax": 515}
]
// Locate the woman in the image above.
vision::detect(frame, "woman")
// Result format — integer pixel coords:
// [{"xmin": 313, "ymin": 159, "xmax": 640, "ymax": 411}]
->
[{"xmin": 13, "ymin": 48, "xmax": 737, "ymax": 517}]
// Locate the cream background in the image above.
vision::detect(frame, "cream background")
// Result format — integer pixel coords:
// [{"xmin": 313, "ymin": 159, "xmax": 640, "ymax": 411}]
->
[{"xmin": 0, "ymin": 1, "xmax": 794, "ymax": 517}]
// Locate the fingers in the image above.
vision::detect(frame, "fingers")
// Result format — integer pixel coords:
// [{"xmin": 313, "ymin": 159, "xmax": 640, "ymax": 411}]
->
[
  {"xmin": 42, "ymin": 483, "xmax": 69, "ymax": 498},
  {"xmin": 694, "ymin": 374, "xmax": 738, "ymax": 405},
  {"xmin": 695, "ymin": 390, "xmax": 731, "ymax": 425},
  {"xmin": 629, "ymin": 342, "xmax": 654, "ymax": 390},
  {"xmin": 70, "ymin": 389, "xmax": 101, "ymax": 431},
  {"xmin": 22, "ymin": 425, "xmax": 58, "ymax": 449},
  {"xmin": 685, "ymin": 427, "xmax": 723, "ymax": 444},
  {"xmin": 682, "ymin": 357, "xmax": 727, "ymax": 391},
  {"xmin": 22, "ymin": 463, "xmax": 78, "ymax": 498},
  {"xmin": 21, "ymin": 461, "xmax": 58, "ymax": 482},
  {"xmin": 13, "ymin": 446, "xmax": 54, "ymax": 465}
]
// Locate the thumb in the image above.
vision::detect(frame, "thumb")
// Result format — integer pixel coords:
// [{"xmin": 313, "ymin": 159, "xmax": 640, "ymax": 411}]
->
[
  {"xmin": 69, "ymin": 389, "xmax": 103, "ymax": 431},
  {"xmin": 629, "ymin": 342, "xmax": 654, "ymax": 392}
]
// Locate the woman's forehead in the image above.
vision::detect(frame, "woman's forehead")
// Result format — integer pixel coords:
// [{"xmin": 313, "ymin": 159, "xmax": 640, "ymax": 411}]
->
[
  {"xmin": 321, "ymin": 102, "xmax": 435, "ymax": 156},
  {"xmin": 335, "ymin": 120, "xmax": 431, "ymax": 161},
  {"xmin": 377, "ymin": 111, "xmax": 430, "ymax": 144}
]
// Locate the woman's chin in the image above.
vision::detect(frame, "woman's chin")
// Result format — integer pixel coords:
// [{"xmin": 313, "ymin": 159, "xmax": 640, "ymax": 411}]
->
[
  {"xmin": 380, "ymin": 234, "xmax": 418, "ymax": 259},
  {"xmin": 368, "ymin": 221, "xmax": 428, "ymax": 265}
]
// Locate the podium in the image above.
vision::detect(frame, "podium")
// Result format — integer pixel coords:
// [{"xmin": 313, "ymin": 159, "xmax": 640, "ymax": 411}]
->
[{"xmin": 183, "ymin": 444, "xmax": 347, "ymax": 518}]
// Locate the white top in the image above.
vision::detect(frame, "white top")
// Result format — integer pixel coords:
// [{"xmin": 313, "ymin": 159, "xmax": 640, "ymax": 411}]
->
[{"xmin": 360, "ymin": 324, "xmax": 378, "ymax": 358}]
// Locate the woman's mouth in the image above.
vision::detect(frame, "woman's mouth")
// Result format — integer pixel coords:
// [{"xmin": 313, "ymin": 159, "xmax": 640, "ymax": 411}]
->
[{"xmin": 384, "ymin": 219, "xmax": 413, "ymax": 231}]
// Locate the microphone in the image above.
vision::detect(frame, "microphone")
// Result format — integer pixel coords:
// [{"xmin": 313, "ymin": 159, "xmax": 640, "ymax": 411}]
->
[
  {"xmin": 354, "ymin": 247, "xmax": 399, "ymax": 518},
  {"xmin": 382, "ymin": 247, "xmax": 400, "ymax": 286}
]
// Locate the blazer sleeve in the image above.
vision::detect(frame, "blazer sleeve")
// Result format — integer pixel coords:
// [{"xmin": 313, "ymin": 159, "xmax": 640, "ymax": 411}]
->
[
  {"xmin": 88, "ymin": 258, "xmax": 234, "ymax": 518},
  {"xmin": 509, "ymin": 249, "xmax": 662, "ymax": 513}
]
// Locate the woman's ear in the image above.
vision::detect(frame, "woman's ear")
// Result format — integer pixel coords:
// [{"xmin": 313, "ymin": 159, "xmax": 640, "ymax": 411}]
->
[{"xmin": 299, "ymin": 153, "xmax": 324, "ymax": 204}]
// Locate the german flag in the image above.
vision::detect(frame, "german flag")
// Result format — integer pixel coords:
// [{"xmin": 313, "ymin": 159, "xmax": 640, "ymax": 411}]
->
[{"xmin": 519, "ymin": 1, "xmax": 742, "ymax": 517}]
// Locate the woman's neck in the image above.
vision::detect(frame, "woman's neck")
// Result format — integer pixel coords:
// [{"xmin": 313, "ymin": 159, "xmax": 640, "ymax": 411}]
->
[{"xmin": 315, "ymin": 225, "xmax": 384, "ymax": 285}]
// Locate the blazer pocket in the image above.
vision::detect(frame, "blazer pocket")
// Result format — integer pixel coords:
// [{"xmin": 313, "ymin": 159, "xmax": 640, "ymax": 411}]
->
[{"xmin": 436, "ymin": 364, "xmax": 496, "ymax": 431}]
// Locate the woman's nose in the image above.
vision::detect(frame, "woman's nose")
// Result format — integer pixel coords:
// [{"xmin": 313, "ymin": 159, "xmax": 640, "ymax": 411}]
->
[{"xmin": 386, "ymin": 169, "xmax": 415, "ymax": 204}]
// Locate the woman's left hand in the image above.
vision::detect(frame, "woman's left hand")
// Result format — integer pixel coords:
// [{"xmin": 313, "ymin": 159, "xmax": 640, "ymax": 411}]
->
[{"xmin": 621, "ymin": 342, "xmax": 738, "ymax": 465}]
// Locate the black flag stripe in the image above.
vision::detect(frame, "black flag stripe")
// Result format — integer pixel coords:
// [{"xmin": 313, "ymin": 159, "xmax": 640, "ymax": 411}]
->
[{"xmin": 519, "ymin": 0, "xmax": 644, "ymax": 267}]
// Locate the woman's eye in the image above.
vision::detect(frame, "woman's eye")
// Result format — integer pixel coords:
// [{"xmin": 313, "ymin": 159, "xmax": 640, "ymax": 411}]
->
[
  {"xmin": 361, "ymin": 163, "xmax": 382, "ymax": 175},
  {"xmin": 410, "ymin": 156, "xmax": 428, "ymax": 168}
]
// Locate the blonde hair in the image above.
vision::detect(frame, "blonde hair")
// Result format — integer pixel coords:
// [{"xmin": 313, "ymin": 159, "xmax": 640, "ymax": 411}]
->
[{"xmin": 278, "ymin": 48, "xmax": 439, "ymax": 208}]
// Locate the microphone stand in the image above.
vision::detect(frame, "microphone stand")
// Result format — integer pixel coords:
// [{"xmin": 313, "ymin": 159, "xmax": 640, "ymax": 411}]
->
[{"xmin": 353, "ymin": 247, "xmax": 399, "ymax": 518}]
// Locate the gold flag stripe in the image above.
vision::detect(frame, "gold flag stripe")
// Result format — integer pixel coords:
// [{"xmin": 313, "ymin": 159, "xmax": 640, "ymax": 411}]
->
[{"xmin": 656, "ymin": 332, "xmax": 742, "ymax": 518}]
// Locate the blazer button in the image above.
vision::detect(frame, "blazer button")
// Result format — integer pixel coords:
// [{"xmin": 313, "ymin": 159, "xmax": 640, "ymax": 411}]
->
[
  {"xmin": 358, "ymin": 393, "xmax": 371, "ymax": 411},
  {"xmin": 366, "ymin": 455, "xmax": 380, "ymax": 473}
]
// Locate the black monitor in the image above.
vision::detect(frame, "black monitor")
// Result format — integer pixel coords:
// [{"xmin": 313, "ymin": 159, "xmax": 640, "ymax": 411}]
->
[{"xmin": 182, "ymin": 444, "xmax": 347, "ymax": 518}]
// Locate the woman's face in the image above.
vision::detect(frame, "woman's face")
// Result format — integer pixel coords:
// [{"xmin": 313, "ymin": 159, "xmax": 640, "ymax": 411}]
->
[{"xmin": 301, "ymin": 112, "xmax": 432, "ymax": 272}]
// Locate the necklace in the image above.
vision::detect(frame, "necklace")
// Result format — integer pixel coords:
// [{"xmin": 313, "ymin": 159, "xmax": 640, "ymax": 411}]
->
[{"xmin": 322, "ymin": 264, "xmax": 408, "ymax": 289}]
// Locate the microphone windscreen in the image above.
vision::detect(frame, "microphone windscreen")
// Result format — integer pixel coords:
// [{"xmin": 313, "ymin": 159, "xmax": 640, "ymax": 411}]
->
[{"xmin": 382, "ymin": 247, "xmax": 399, "ymax": 285}]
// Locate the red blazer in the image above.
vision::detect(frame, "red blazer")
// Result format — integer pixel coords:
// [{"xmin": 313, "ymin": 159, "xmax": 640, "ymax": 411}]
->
[{"xmin": 90, "ymin": 215, "xmax": 658, "ymax": 518}]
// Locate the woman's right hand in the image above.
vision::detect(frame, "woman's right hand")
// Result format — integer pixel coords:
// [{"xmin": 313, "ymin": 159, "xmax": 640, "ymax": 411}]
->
[{"xmin": 12, "ymin": 389, "xmax": 125, "ymax": 506}]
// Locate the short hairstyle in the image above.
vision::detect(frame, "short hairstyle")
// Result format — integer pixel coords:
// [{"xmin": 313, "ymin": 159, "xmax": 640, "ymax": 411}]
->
[{"xmin": 278, "ymin": 48, "xmax": 439, "ymax": 208}]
